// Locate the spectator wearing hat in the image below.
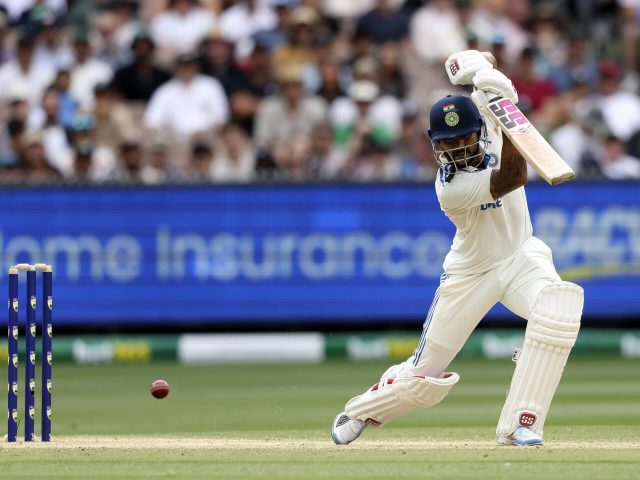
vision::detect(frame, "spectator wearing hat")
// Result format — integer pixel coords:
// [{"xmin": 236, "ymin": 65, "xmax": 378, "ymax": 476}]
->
[
  {"xmin": 149, "ymin": 0, "xmax": 215, "ymax": 60},
  {"xmin": 218, "ymin": 0, "xmax": 278, "ymax": 44},
  {"xmin": 410, "ymin": 0, "xmax": 466, "ymax": 64},
  {"xmin": 111, "ymin": 32, "xmax": 172, "ymax": 102},
  {"xmin": 0, "ymin": 34, "xmax": 56, "ymax": 104},
  {"xmin": 144, "ymin": 52, "xmax": 229, "ymax": 138},
  {"xmin": 272, "ymin": 6, "xmax": 321, "ymax": 75},
  {"xmin": 356, "ymin": 0, "xmax": 410, "ymax": 44},
  {"xmin": 329, "ymin": 79, "xmax": 402, "ymax": 150},
  {"xmin": 254, "ymin": 65, "xmax": 327, "ymax": 155},
  {"xmin": 69, "ymin": 35, "xmax": 114, "ymax": 110},
  {"xmin": 198, "ymin": 27, "xmax": 246, "ymax": 95},
  {"xmin": 211, "ymin": 122, "xmax": 256, "ymax": 182}
]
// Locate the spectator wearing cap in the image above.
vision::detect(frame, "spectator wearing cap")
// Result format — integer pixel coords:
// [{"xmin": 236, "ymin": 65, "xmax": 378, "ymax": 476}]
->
[
  {"xmin": 144, "ymin": 53, "xmax": 229, "ymax": 138},
  {"xmin": 111, "ymin": 32, "xmax": 171, "ymax": 102},
  {"xmin": 198, "ymin": 27, "xmax": 246, "ymax": 96},
  {"xmin": 254, "ymin": 65, "xmax": 327, "ymax": 154},
  {"xmin": 4, "ymin": 83, "xmax": 32, "ymax": 123},
  {"xmin": 329, "ymin": 79, "xmax": 402, "ymax": 150},
  {"xmin": 149, "ymin": 0, "xmax": 215, "ymax": 59},
  {"xmin": 410, "ymin": 0, "xmax": 466, "ymax": 64},
  {"xmin": 0, "ymin": 34, "xmax": 56, "ymax": 104},
  {"xmin": 26, "ymin": 85, "xmax": 74, "ymax": 176},
  {"xmin": 211, "ymin": 122, "xmax": 256, "ymax": 182},
  {"xmin": 355, "ymin": 0, "xmax": 410, "ymax": 44},
  {"xmin": 218, "ymin": 0, "xmax": 278, "ymax": 44},
  {"xmin": 69, "ymin": 35, "xmax": 114, "ymax": 110}
]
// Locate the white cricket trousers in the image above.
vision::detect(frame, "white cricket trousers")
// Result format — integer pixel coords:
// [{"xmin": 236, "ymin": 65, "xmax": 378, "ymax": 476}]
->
[{"xmin": 407, "ymin": 236, "xmax": 561, "ymax": 377}]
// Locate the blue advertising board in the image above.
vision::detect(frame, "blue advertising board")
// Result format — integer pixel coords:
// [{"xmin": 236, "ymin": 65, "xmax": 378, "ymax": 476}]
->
[{"xmin": 0, "ymin": 182, "xmax": 637, "ymax": 326}]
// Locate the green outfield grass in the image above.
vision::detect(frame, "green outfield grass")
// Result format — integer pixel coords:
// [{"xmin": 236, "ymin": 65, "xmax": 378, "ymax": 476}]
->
[{"xmin": 0, "ymin": 356, "xmax": 638, "ymax": 479}]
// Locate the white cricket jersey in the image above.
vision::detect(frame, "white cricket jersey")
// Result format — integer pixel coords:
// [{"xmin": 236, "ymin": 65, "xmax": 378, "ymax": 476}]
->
[{"xmin": 435, "ymin": 153, "xmax": 533, "ymax": 276}]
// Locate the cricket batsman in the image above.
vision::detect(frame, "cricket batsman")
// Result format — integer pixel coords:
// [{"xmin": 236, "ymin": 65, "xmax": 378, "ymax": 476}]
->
[{"xmin": 331, "ymin": 50, "xmax": 584, "ymax": 447}]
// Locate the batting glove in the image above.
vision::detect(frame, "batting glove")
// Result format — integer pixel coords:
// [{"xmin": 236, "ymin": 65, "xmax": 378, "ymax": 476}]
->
[
  {"xmin": 446, "ymin": 50, "xmax": 494, "ymax": 86},
  {"xmin": 472, "ymin": 69, "xmax": 518, "ymax": 103}
]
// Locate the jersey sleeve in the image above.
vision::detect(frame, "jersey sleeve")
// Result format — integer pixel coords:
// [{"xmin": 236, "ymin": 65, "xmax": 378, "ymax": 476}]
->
[{"xmin": 439, "ymin": 169, "xmax": 494, "ymax": 212}]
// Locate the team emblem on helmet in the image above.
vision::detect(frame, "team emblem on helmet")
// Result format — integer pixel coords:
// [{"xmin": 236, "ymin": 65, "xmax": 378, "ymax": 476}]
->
[
  {"xmin": 30, "ymin": 296, "xmax": 36, "ymax": 310},
  {"xmin": 30, "ymin": 324, "xmax": 36, "ymax": 337},
  {"xmin": 445, "ymin": 111, "xmax": 460, "ymax": 127},
  {"xmin": 12, "ymin": 299, "xmax": 18, "ymax": 312},
  {"xmin": 47, "ymin": 297, "xmax": 52, "ymax": 310}
]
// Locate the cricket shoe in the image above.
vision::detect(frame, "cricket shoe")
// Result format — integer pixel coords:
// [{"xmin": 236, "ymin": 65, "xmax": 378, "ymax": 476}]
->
[
  {"xmin": 497, "ymin": 427, "xmax": 543, "ymax": 446},
  {"xmin": 331, "ymin": 412, "xmax": 367, "ymax": 445}
]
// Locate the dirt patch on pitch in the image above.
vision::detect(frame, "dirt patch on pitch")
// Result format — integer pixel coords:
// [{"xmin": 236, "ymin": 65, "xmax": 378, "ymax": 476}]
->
[{"xmin": 1, "ymin": 437, "xmax": 638, "ymax": 450}]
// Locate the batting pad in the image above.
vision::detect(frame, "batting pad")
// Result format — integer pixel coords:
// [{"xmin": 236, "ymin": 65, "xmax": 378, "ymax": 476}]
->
[
  {"xmin": 497, "ymin": 282, "xmax": 583, "ymax": 438},
  {"xmin": 345, "ymin": 372, "xmax": 460, "ymax": 427}
]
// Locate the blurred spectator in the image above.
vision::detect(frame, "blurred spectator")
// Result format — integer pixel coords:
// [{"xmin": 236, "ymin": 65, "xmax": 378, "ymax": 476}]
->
[
  {"xmin": 1, "ymin": 0, "xmax": 66, "ymax": 23},
  {"xmin": 598, "ymin": 134, "xmax": 640, "ymax": 179},
  {"xmin": 254, "ymin": 65, "xmax": 327, "ymax": 153},
  {"xmin": 395, "ymin": 101, "xmax": 436, "ymax": 180},
  {"xmin": 0, "ymin": 34, "xmax": 55, "ymax": 104},
  {"xmin": 218, "ymin": 0, "xmax": 278, "ymax": 44},
  {"xmin": 252, "ymin": 0, "xmax": 294, "ymax": 51},
  {"xmin": 576, "ymin": 60, "xmax": 640, "ymax": 142},
  {"xmin": 144, "ymin": 53, "xmax": 229, "ymax": 138},
  {"xmin": 411, "ymin": 0, "xmax": 466, "ymax": 64},
  {"xmin": 548, "ymin": 36, "xmax": 599, "ymax": 93},
  {"xmin": 32, "ymin": 13, "xmax": 74, "ymax": 71},
  {"xmin": 212, "ymin": 122, "xmax": 256, "ymax": 182},
  {"xmin": 330, "ymin": 79, "xmax": 402, "ymax": 150},
  {"xmin": 93, "ymin": 83, "xmax": 139, "ymax": 150},
  {"xmin": 377, "ymin": 41, "xmax": 407, "ymax": 98},
  {"xmin": 315, "ymin": 60, "xmax": 346, "ymax": 104},
  {"xmin": 27, "ymin": 85, "xmax": 74, "ymax": 176},
  {"xmin": 227, "ymin": 41, "xmax": 274, "ymax": 134},
  {"xmin": 114, "ymin": 140, "xmax": 145, "ymax": 183},
  {"xmin": 0, "ymin": 119, "xmax": 26, "ymax": 170},
  {"xmin": 348, "ymin": 135, "xmax": 400, "ymax": 181},
  {"xmin": 149, "ymin": 0, "xmax": 215, "ymax": 59},
  {"xmin": 356, "ymin": 0, "xmax": 410, "ymax": 44},
  {"xmin": 19, "ymin": 129, "xmax": 61, "ymax": 182},
  {"xmin": 111, "ymin": 32, "xmax": 171, "ymax": 102},
  {"xmin": 69, "ymin": 113, "xmax": 117, "ymax": 182},
  {"xmin": 69, "ymin": 36, "xmax": 114, "ymax": 110},
  {"xmin": 307, "ymin": 122, "xmax": 348, "ymax": 178},
  {"xmin": 140, "ymin": 136, "xmax": 186, "ymax": 184},
  {"xmin": 187, "ymin": 140, "xmax": 215, "ymax": 182},
  {"xmin": 272, "ymin": 6, "xmax": 321, "ymax": 76},
  {"xmin": 52, "ymin": 69, "xmax": 77, "ymax": 128},
  {"xmin": 5, "ymin": 83, "xmax": 32, "ymax": 123},
  {"xmin": 510, "ymin": 47, "xmax": 557, "ymax": 112},
  {"xmin": 198, "ymin": 28, "xmax": 246, "ymax": 95}
]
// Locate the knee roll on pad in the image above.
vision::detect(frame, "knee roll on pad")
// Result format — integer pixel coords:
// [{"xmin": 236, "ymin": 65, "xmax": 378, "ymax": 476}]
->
[
  {"xmin": 345, "ymin": 372, "xmax": 460, "ymax": 427},
  {"xmin": 497, "ymin": 282, "xmax": 583, "ymax": 438}
]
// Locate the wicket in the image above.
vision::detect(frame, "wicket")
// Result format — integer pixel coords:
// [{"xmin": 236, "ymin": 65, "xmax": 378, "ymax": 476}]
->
[{"xmin": 7, "ymin": 263, "xmax": 53, "ymax": 442}]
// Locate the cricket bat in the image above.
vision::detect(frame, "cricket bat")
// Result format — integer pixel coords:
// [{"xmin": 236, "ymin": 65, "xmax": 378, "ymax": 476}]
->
[{"xmin": 485, "ymin": 96, "xmax": 575, "ymax": 186}]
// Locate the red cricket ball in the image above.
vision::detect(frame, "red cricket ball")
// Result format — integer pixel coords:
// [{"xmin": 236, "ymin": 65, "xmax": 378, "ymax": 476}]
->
[{"xmin": 150, "ymin": 379, "xmax": 170, "ymax": 399}]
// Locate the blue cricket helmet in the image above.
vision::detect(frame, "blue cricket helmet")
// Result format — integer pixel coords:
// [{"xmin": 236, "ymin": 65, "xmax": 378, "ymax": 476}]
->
[{"xmin": 428, "ymin": 94, "xmax": 483, "ymax": 141}]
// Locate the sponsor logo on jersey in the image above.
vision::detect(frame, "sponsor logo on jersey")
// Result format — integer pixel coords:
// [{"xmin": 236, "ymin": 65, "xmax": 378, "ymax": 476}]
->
[{"xmin": 480, "ymin": 199, "xmax": 503, "ymax": 210}]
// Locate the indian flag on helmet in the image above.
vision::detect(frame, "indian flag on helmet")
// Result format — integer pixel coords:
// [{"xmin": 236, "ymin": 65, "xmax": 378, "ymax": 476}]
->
[
  {"xmin": 443, "ymin": 104, "xmax": 460, "ymax": 127},
  {"xmin": 442, "ymin": 103, "xmax": 455, "ymax": 112}
]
